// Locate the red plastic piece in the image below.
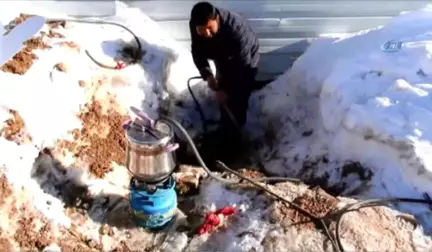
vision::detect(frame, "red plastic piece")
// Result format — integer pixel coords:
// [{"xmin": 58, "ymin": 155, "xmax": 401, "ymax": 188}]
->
[
  {"xmin": 116, "ymin": 61, "xmax": 126, "ymax": 69},
  {"xmin": 197, "ymin": 206, "xmax": 236, "ymax": 235}
]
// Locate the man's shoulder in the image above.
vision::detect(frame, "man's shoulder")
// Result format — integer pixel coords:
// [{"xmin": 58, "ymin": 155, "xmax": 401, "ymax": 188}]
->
[{"xmin": 218, "ymin": 8, "xmax": 247, "ymax": 27}]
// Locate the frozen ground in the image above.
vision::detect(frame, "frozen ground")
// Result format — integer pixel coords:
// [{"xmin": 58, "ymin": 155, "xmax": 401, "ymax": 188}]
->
[{"xmin": 0, "ymin": 1, "xmax": 432, "ymax": 251}]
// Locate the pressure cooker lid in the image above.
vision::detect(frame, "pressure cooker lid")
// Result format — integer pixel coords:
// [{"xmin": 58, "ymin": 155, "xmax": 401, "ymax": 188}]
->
[{"xmin": 126, "ymin": 120, "xmax": 172, "ymax": 145}]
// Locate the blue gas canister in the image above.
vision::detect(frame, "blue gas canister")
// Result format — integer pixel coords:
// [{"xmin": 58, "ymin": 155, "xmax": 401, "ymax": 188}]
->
[{"xmin": 129, "ymin": 176, "xmax": 177, "ymax": 229}]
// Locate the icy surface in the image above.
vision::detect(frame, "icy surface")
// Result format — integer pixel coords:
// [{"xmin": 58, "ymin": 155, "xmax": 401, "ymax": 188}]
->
[{"xmin": 248, "ymin": 5, "xmax": 432, "ymax": 231}]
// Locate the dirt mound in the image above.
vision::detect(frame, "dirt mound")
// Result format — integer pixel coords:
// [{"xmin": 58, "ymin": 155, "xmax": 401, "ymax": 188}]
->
[
  {"xmin": 238, "ymin": 168, "xmax": 264, "ymax": 179},
  {"xmin": 14, "ymin": 216, "xmax": 54, "ymax": 251},
  {"xmin": 279, "ymin": 189, "xmax": 338, "ymax": 230},
  {"xmin": 58, "ymin": 98, "xmax": 129, "ymax": 178},
  {"xmin": 0, "ymin": 237, "xmax": 13, "ymax": 252},
  {"xmin": 1, "ymin": 13, "xmax": 50, "ymax": 75},
  {"xmin": 0, "ymin": 174, "xmax": 12, "ymax": 208},
  {"xmin": 0, "ymin": 110, "xmax": 31, "ymax": 145}
]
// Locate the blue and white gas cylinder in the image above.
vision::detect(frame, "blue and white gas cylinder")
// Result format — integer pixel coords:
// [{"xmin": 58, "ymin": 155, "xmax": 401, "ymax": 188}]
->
[{"xmin": 129, "ymin": 176, "xmax": 177, "ymax": 229}]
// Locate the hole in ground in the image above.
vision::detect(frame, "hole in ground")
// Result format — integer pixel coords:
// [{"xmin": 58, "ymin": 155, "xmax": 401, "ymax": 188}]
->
[{"xmin": 302, "ymin": 160, "xmax": 374, "ymax": 197}]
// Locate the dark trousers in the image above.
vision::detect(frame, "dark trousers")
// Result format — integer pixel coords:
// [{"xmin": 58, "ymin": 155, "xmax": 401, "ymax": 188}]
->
[{"xmin": 216, "ymin": 67, "xmax": 257, "ymax": 136}]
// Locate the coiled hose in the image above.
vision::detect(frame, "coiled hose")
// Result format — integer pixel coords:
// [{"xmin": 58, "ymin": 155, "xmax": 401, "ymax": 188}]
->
[
  {"xmin": 46, "ymin": 18, "xmax": 143, "ymax": 69},
  {"xmin": 48, "ymin": 18, "xmax": 432, "ymax": 252}
]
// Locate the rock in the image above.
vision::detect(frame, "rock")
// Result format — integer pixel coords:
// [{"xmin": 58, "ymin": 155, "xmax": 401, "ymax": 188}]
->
[
  {"xmin": 159, "ymin": 232, "xmax": 188, "ymax": 252},
  {"xmin": 174, "ymin": 165, "xmax": 207, "ymax": 196},
  {"xmin": 78, "ymin": 80, "xmax": 86, "ymax": 87}
]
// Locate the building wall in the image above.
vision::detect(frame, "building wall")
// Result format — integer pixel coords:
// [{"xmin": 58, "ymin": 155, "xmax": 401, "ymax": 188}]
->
[
  {"xmin": 127, "ymin": 0, "xmax": 430, "ymax": 78},
  {"xmin": 21, "ymin": 0, "xmax": 429, "ymax": 78}
]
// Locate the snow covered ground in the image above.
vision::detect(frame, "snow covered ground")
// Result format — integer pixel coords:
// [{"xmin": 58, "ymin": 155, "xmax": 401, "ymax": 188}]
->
[
  {"xmin": 1, "ymin": 0, "xmax": 432, "ymax": 251},
  {"xmin": 247, "ymin": 4, "xmax": 432, "ymax": 232}
]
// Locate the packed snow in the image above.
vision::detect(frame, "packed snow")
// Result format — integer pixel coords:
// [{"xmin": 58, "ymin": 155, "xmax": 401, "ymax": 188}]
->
[
  {"xmin": 248, "ymin": 4, "xmax": 432, "ymax": 232},
  {"xmin": 1, "ymin": 0, "xmax": 432, "ymax": 251}
]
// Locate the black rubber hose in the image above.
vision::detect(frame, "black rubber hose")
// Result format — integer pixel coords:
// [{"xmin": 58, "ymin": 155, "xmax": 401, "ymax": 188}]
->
[
  {"xmin": 46, "ymin": 18, "xmax": 143, "ymax": 69},
  {"xmin": 159, "ymin": 115, "xmax": 301, "ymax": 184},
  {"xmin": 187, "ymin": 76, "xmax": 209, "ymax": 134}
]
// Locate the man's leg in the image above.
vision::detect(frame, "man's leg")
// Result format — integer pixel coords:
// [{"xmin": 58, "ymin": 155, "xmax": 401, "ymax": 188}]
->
[{"xmin": 219, "ymin": 66, "xmax": 257, "ymax": 132}]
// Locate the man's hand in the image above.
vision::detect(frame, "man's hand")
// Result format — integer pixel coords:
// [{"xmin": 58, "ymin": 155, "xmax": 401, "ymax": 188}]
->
[
  {"xmin": 206, "ymin": 75, "xmax": 218, "ymax": 91},
  {"xmin": 215, "ymin": 91, "xmax": 227, "ymax": 103}
]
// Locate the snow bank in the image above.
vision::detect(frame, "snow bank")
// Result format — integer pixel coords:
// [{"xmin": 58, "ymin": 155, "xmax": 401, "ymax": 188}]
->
[
  {"xmin": 0, "ymin": 1, "xmax": 204, "ymax": 227},
  {"xmin": 249, "ymin": 5, "xmax": 432, "ymax": 231}
]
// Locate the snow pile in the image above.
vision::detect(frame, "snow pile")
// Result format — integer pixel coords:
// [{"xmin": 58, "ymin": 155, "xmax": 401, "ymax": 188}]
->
[
  {"xmin": 0, "ymin": 0, "xmax": 202, "ymax": 228},
  {"xmin": 249, "ymin": 5, "xmax": 432, "ymax": 231}
]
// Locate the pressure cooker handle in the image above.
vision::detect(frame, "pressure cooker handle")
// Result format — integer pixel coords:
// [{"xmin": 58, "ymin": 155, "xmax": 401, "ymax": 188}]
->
[
  {"xmin": 130, "ymin": 106, "xmax": 155, "ymax": 127},
  {"xmin": 164, "ymin": 143, "xmax": 179, "ymax": 153},
  {"xmin": 122, "ymin": 119, "xmax": 132, "ymax": 130}
]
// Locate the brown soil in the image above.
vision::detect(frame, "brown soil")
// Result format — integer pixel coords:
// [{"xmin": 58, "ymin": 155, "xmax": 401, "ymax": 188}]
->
[
  {"xmin": 2, "ymin": 110, "xmax": 24, "ymax": 140},
  {"xmin": 47, "ymin": 20, "xmax": 68, "ymax": 29},
  {"xmin": 14, "ymin": 216, "xmax": 54, "ymax": 251},
  {"xmin": 0, "ymin": 175, "xmax": 12, "ymax": 208},
  {"xmin": 47, "ymin": 30, "xmax": 65, "ymax": 39},
  {"xmin": 0, "ymin": 238, "xmax": 13, "ymax": 252},
  {"xmin": 59, "ymin": 41, "xmax": 81, "ymax": 52},
  {"xmin": 7, "ymin": 13, "xmax": 35, "ymax": 27},
  {"xmin": 279, "ymin": 189, "xmax": 338, "ymax": 230},
  {"xmin": 238, "ymin": 168, "xmax": 264, "ymax": 179},
  {"xmin": 58, "ymin": 230, "xmax": 102, "ymax": 252},
  {"xmin": 112, "ymin": 241, "xmax": 131, "ymax": 252},
  {"xmin": 54, "ymin": 62, "xmax": 68, "ymax": 72},
  {"xmin": 58, "ymin": 98, "xmax": 129, "ymax": 178},
  {"xmin": 1, "ymin": 13, "xmax": 51, "ymax": 75},
  {"xmin": 1, "ymin": 110, "xmax": 32, "ymax": 144}
]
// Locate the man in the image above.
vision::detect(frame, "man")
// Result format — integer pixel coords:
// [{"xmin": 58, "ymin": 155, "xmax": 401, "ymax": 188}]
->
[{"xmin": 189, "ymin": 1, "xmax": 260, "ymax": 147}]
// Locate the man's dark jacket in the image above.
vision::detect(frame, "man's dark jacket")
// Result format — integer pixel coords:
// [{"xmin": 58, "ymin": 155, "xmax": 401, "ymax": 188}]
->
[{"xmin": 189, "ymin": 8, "xmax": 259, "ymax": 92}]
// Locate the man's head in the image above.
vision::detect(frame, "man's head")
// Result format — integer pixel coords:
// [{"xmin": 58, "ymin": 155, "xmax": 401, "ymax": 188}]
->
[{"xmin": 191, "ymin": 2, "xmax": 219, "ymax": 39}]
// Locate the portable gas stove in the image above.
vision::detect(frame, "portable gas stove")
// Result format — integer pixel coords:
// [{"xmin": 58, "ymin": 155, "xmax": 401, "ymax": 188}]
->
[{"xmin": 123, "ymin": 107, "xmax": 179, "ymax": 229}]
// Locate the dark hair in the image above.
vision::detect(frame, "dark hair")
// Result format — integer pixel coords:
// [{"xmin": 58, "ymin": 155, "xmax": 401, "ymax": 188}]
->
[{"xmin": 190, "ymin": 1, "xmax": 218, "ymax": 26}]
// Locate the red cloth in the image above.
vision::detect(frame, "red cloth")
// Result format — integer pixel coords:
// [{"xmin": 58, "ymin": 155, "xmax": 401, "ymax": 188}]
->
[{"xmin": 197, "ymin": 206, "xmax": 236, "ymax": 235}]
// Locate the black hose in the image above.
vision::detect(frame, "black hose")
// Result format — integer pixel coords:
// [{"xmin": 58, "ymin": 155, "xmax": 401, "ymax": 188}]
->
[
  {"xmin": 187, "ymin": 77, "xmax": 210, "ymax": 134},
  {"xmin": 334, "ymin": 197, "xmax": 432, "ymax": 252},
  {"xmin": 46, "ymin": 18, "xmax": 143, "ymax": 69},
  {"xmin": 159, "ymin": 115, "xmax": 301, "ymax": 184}
]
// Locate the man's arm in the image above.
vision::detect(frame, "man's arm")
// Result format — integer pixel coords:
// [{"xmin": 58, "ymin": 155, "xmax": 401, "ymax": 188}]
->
[{"xmin": 189, "ymin": 21, "xmax": 213, "ymax": 80}]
